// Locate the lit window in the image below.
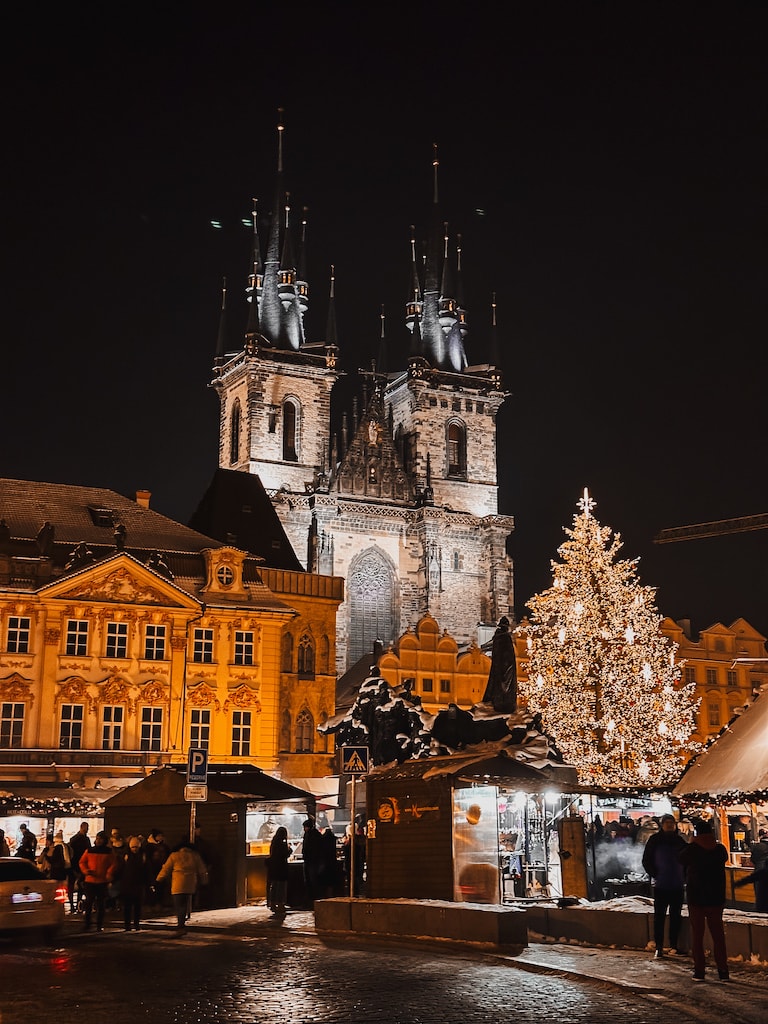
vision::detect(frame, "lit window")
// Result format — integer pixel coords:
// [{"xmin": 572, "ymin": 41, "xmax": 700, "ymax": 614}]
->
[{"xmin": 66, "ymin": 619, "xmax": 89, "ymax": 657}]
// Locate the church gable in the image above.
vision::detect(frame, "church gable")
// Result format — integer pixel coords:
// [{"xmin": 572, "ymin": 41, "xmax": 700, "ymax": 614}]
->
[{"xmin": 333, "ymin": 385, "xmax": 412, "ymax": 502}]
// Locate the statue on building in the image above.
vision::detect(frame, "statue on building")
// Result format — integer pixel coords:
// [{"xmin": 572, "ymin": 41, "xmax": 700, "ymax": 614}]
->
[{"xmin": 482, "ymin": 615, "xmax": 517, "ymax": 713}]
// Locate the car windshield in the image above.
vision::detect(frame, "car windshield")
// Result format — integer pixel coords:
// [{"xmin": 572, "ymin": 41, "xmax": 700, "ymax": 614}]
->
[{"xmin": 0, "ymin": 858, "xmax": 46, "ymax": 882}]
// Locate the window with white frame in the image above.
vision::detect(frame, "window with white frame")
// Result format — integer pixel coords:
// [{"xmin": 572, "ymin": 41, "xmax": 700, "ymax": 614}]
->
[
  {"xmin": 59, "ymin": 704, "xmax": 84, "ymax": 749},
  {"xmin": 140, "ymin": 707, "xmax": 163, "ymax": 751},
  {"xmin": 65, "ymin": 619, "xmax": 89, "ymax": 656},
  {"xmin": 0, "ymin": 702, "xmax": 24, "ymax": 748},
  {"xmin": 144, "ymin": 624, "xmax": 166, "ymax": 661},
  {"xmin": 102, "ymin": 705, "xmax": 123, "ymax": 749},
  {"xmin": 192, "ymin": 627, "xmax": 214, "ymax": 664},
  {"xmin": 231, "ymin": 710, "xmax": 251, "ymax": 756},
  {"xmin": 190, "ymin": 708, "xmax": 211, "ymax": 748},
  {"xmin": 234, "ymin": 630, "xmax": 254, "ymax": 666},
  {"xmin": 105, "ymin": 621, "xmax": 128, "ymax": 659},
  {"xmin": 7, "ymin": 616, "xmax": 31, "ymax": 653}
]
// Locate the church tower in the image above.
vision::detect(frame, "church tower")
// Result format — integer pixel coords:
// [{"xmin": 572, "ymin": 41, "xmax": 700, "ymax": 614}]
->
[{"xmin": 211, "ymin": 126, "xmax": 514, "ymax": 672}]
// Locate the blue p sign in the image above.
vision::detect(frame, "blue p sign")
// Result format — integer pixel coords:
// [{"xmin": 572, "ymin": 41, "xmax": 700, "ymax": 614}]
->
[{"xmin": 187, "ymin": 747, "xmax": 208, "ymax": 784}]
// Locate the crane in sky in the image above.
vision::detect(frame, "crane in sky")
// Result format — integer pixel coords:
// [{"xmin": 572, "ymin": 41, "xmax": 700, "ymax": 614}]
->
[{"xmin": 654, "ymin": 513, "xmax": 768, "ymax": 544}]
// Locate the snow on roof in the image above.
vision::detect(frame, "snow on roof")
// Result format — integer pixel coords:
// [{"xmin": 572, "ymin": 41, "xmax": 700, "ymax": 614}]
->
[{"xmin": 673, "ymin": 686, "xmax": 768, "ymax": 802}]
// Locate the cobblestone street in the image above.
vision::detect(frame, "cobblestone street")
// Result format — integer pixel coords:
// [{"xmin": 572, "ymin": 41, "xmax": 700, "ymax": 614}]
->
[{"xmin": 2, "ymin": 905, "xmax": 768, "ymax": 1024}]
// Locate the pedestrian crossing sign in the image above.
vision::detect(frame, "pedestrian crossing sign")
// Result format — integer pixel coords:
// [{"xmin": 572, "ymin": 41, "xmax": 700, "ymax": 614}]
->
[{"xmin": 341, "ymin": 745, "xmax": 370, "ymax": 775}]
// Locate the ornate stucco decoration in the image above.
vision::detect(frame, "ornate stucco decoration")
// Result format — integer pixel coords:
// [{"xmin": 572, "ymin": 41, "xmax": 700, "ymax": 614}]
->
[
  {"xmin": 187, "ymin": 682, "xmax": 221, "ymax": 712},
  {"xmin": 56, "ymin": 676, "xmax": 95, "ymax": 714},
  {"xmin": 65, "ymin": 568, "xmax": 170, "ymax": 605},
  {"xmin": 223, "ymin": 685, "xmax": 262, "ymax": 713},
  {"xmin": 0, "ymin": 673, "xmax": 34, "ymax": 704}
]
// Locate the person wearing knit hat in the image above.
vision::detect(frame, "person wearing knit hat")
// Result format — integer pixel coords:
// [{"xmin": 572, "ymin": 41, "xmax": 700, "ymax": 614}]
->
[{"xmin": 642, "ymin": 814, "xmax": 687, "ymax": 958}]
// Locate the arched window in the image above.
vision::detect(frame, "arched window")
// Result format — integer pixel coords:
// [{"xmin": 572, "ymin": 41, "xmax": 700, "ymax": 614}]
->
[
  {"xmin": 281, "ymin": 632, "xmax": 293, "ymax": 673},
  {"xmin": 297, "ymin": 634, "xmax": 315, "ymax": 677},
  {"xmin": 447, "ymin": 420, "xmax": 466, "ymax": 477},
  {"xmin": 348, "ymin": 547, "xmax": 397, "ymax": 665},
  {"xmin": 282, "ymin": 399, "xmax": 298, "ymax": 461},
  {"xmin": 230, "ymin": 399, "xmax": 241, "ymax": 466},
  {"xmin": 295, "ymin": 707, "xmax": 314, "ymax": 753}
]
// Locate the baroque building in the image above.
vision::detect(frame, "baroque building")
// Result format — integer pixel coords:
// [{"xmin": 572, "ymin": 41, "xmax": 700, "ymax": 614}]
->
[
  {"xmin": 0, "ymin": 479, "xmax": 343, "ymax": 797},
  {"xmin": 210, "ymin": 122, "xmax": 515, "ymax": 671}
]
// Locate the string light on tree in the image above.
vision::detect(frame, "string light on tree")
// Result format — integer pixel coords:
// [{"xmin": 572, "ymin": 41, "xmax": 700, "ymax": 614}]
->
[{"xmin": 519, "ymin": 488, "xmax": 700, "ymax": 788}]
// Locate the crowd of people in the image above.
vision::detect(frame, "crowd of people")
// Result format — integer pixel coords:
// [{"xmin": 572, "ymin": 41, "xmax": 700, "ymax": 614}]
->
[{"xmin": 3, "ymin": 820, "xmax": 211, "ymax": 936}]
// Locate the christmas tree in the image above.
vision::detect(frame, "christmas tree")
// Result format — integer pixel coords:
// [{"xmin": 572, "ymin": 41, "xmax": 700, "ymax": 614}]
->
[{"xmin": 519, "ymin": 488, "xmax": 700, "ymax": 788}]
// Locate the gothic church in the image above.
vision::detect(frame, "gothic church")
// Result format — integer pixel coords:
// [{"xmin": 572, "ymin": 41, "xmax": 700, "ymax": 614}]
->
[{"xmin": 211, "ymin": 122, "xmax": 514, "ymax": 672}]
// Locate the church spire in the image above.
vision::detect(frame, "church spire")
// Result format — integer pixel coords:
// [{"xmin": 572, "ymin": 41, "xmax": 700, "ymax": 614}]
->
[{"xmin": 213, "ymin": 277, "xmax": 228, "ymax": 368}]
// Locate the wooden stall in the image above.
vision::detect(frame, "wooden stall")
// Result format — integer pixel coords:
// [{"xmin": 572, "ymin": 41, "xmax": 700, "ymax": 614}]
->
[
  {"xmin": 365, "ymin": 751, "xmax": 577, "ymax": 904},
  {"xmin": 103, "ymin": 765, "xmax": 315, "ymax": 909},
  {"xmin": 672, "ymin": 688, "xmax": 768, "ymax": 908}
]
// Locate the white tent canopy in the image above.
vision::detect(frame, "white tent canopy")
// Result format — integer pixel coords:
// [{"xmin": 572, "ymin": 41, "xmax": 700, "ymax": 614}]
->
[{"xmin": 673, "ymin": 688, "xmax": 768, "ymax": 802}]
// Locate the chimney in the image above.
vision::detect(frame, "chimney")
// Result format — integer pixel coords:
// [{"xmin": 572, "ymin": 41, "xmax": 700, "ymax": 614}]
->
[{"xmin": 135, "ymin": 489, "xmax": 151, "ymax": 509}]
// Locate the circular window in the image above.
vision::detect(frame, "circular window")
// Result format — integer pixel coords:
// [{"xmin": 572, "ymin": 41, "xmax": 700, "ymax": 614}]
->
[{"xmin": 216, "ymin": 565, "xmax": 235, "ymax": 587}]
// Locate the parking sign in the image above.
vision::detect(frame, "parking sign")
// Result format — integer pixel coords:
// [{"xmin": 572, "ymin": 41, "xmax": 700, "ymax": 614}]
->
[{"xmin": 187, "ymin": 747, "xmax": 208, "ymax": 785}]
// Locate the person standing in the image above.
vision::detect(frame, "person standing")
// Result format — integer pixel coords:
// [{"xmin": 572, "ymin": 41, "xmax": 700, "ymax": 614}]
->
[
  {"xmin": 0, "ymin": 828, "xmax": 10, "ymax": 857},
  {"xmin": 68, "ymin": 821, "xmax": 91, "ymax": 914},
  {"xmin": 642, "ymin": 813, "xmax": 687, "ymax": 958},
  {"xmin": 678, "ymin": 818, "xmax": 730, "ymax": 982},
  {"xmin": 16, "ymin": 823, "xmax": 37, "ymax": 862},
  {"xmin": 114, "ymin": 836, "xmax": 149, "ymax": 931},
  {"xmin": 267, "ymin": 826, "xmax": 291, "ymax": 917},
  {"xmin": 145, "ymin": 828, "xmax": 171, "ymax": 909},
  {"xmin": 734, "ymin": 827, "xmax": 768, "ymax": 912},
  {"xmin": 79, "ymin": 830, "xmax": 116, "ymax": 932},
  {"xmin": 155, "ymin": 840, "xmax": 208, "ymax": 936},
  {"xmin": 300, "ymin": 818, "xmax": 324, "ymax": 908}
]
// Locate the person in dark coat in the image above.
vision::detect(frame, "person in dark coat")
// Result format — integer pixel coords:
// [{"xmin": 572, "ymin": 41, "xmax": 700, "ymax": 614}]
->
[
  {"xmin": 113, "ymin": 835, "xmax": 149, "ymax": 931},
  {"xmin": 267, "ymin": 826, "xmax": 291, "ymax": 917},
  {"xmin": 678, "ymin": 818, "xmax": 729, "ymax": 981},
  {"xmin": 300, "ymin": 818, "xmax": 324, "ymax": 908},
  {"xmin": 482, "ymin": 616, "xmax": 517, "ymax": 713},
  {"xmin": 642, "ymin": 813, "xmax": 688, "ymax": 957},
  {"xmin": 68, "ymin": 821, "xmax": 91, "ymax": 913},
  {"xmin": 734, "ymin": 828, "xmax": 768, "ymax": 912}
]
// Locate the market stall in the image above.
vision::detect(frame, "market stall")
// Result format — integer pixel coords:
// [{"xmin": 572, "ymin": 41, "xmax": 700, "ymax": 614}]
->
[{"xmin": 672, "ymin": 687, "xmax": 768, "ymax": 906}]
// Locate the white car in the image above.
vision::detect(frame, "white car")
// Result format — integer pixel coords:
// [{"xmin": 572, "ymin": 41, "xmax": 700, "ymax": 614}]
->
[{"xmin": 0, "ymin": 857, "xmax": 65, "ymax": 942}]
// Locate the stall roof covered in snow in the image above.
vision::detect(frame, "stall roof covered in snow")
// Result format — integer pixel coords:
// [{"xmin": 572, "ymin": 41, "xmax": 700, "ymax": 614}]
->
[{"xmin": 672, "ymin": 687, "xmax": 768, "ymax": 804}]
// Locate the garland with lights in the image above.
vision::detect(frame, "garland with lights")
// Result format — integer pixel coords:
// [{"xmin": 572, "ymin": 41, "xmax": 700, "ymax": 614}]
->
[
  {"xmin": 0, "ymin": 792, "xmax": 103, "ymax": 817},
  {"xmin": 518, "ymin": 489, "xmax": 701, "ymax": 789}
]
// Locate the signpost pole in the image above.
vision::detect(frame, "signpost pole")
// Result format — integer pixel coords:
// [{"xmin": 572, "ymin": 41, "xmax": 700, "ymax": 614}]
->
[{"xmin": 349, "ymin": 774, "xmax": 356, "ymax": 898}]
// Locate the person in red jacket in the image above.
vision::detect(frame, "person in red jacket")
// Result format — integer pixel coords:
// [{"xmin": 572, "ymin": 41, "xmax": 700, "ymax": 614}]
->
[{"xmin": 79, "ymin": 830, "xmax": 116, "ymax": 932}]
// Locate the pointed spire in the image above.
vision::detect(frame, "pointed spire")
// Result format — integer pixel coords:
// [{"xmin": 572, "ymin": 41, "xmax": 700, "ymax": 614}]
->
[
  {"xmin": 261, "ymin": 112, "xmax": 286, "ymax": 343},
  {"xmin": 245, "ymin": 201, "xmax": 263, "ymax": 340},
  {"xmin": 325, "ymin": 265, "xmax": 338, "ymax": 347},
  {"xmin": 489, "ymin": 292, "xmax": 501, "ymax": 369},
  {"xmin": 376, "ymin": 305, "xmax": 387, "ymax": 376},
  {"xmin": 213, "ymin": 276, "xmax": 229, "ymax": 367}
]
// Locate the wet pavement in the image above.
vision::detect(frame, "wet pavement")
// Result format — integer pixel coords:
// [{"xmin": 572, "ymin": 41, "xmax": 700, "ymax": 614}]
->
[{"xmin": 1, "ymin": 901, "xmax": 768, "ymax": 1023}]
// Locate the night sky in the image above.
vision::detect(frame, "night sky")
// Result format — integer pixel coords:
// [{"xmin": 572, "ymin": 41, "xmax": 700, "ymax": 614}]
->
[{"xmin": 4, "ymin": 6, "xmax": 767, "ymax": 637}]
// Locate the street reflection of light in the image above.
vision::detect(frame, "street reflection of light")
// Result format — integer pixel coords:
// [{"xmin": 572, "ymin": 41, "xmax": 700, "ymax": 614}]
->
[{"xmin": 50, "ymin": 953, "xmax": 73, "ymax": 974}]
